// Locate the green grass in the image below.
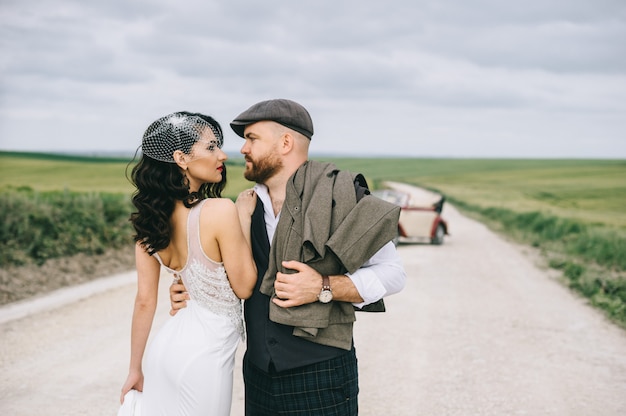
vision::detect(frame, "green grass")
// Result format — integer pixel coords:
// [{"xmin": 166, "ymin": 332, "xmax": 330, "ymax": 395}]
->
[
  {"xmin": 0, "ymin": 151, "xmax": 251, "ymax": 198},
  {"xmin": 3, "ymin": 152, "xmax": 623, "ymax": 234},
  {"xmin": 1, "ymin": 189, "xmax": 131, "ymax": 265},
  {"xmin": 322, "ymin": 157, "xmax": 626, "ymax": 327},
  {"xmin": 0, "ymin": 151, "xmax": 137, "ymax": 194},
  {"xmin": 321, "ymin": 157, "xmax": 626, "ymax": 229},
  {"xmin": 2, "ymin": 151, "xmax": 625, "ymax": 326}
]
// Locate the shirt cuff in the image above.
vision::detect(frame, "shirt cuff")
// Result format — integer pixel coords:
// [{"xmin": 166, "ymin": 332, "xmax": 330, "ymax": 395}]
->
[{"xmin": 347, "ymin": 267, "xmax": 387, "ymax": 309}]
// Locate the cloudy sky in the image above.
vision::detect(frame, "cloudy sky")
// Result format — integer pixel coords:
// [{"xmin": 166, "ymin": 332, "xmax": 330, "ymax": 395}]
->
[{"xmin": 1, "ymin": 0, "xmax": 625, "ymax": 158}]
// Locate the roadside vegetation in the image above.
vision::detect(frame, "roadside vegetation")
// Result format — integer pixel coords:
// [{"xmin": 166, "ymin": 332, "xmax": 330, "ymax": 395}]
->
[
  {"xmin": 328, "ymin": 157, "xmax": 626, "ymax": 328},
  {"xmin": 1, "ymin": 188, "xmax": 131, "ymax": 266},
  {"xmin": 1, "ymin": 151, "xmax": 625, "ymax": 328},
  {"xmin": 449, "ymin": 201, "xmax": 626, "ymax": 326},
  {"xmin": 0, "ymin": 153, "xmax": 250, "ymax": 267}
]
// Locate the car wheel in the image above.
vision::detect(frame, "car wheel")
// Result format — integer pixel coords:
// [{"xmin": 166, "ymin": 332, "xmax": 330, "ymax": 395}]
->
[{"xmin": 431, "ymin": 223, "xmax": 445, "ymax": 245}]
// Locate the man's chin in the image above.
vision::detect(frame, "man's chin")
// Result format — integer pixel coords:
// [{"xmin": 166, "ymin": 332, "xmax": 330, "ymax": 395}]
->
[{"xmin": 244, "ymin": 170, "xmax": 256, "ymax": 182}]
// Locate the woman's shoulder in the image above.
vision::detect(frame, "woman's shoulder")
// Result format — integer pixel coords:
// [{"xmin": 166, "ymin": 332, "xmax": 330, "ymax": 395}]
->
[
  {"xmin": 199, "ymin": 198, "xmax": 237, "ymax": 218},
  {"xmin": 201, "ymin": 197, "xmax": 235, "ymax": 208}
]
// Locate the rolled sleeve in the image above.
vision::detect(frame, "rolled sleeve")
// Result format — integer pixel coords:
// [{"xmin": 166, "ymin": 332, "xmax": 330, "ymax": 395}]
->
[{"xmin": 347, "ymin": 242, "xmax": 406, "ymax": 308}]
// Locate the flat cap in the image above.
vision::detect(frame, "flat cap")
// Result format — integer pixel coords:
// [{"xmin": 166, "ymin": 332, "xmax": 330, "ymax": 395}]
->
[{"xmin": 230, "ymin": 99, "xmax": 314, "ymax": 139}]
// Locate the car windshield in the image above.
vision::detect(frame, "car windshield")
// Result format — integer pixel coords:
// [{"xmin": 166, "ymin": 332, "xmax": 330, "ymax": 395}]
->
[{"xmin": 371, "ymin": 189, "xmax": 409, "ymax": 206}]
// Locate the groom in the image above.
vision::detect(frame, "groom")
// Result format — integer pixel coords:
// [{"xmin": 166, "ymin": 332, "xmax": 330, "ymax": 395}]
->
[{"xmin": 171, "ymin": 98, "xmax": 406, "ymax": 415}]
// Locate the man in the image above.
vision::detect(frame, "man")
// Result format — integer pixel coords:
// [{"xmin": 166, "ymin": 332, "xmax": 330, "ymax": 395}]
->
[{"xmin": 171, "ymin": 98, "xmax": 406, "ymax": 415}]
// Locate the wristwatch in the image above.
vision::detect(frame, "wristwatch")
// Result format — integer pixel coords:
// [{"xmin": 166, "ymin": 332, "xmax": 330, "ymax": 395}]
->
[{"xmin": 318, "ymin": 275, "xmax": 333, "ymax": 303}]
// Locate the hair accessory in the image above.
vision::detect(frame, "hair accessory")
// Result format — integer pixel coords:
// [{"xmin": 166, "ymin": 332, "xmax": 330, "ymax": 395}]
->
[{"xmin": 141, "ymin": 112, "xmax": 223, "ymax": 163}]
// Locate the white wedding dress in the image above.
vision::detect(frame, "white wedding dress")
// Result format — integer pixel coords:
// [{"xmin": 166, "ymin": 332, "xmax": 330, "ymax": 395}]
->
[{"xmin": 132, "ymin": 200, "xmax": 244, "ymax": 416}]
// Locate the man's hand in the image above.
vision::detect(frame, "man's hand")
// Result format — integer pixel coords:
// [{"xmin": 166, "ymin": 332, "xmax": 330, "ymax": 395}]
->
[
  {"xmin": 272, "ymin": 260, "xmax": 322, "ymax": 308},
  {"xmin": 169, "ymin": 282, "xmax": 189, "ymax": 316}
]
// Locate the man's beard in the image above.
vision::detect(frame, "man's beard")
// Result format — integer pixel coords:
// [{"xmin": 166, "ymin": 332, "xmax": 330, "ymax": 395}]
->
[{"xmin": 244, "ymin": 152, "xmax": 283, "ymax": 184}]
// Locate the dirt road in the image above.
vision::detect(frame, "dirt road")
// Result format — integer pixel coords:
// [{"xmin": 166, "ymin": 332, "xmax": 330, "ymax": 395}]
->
[{"xmin": 2, "ymin": 202, "xmax": 626, "ymax": 415}]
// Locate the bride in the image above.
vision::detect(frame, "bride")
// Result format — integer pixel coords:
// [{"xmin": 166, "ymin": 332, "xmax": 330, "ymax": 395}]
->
[{"xmin": 119, "ymin": 112, "xmax": 257, "ymax": 415}]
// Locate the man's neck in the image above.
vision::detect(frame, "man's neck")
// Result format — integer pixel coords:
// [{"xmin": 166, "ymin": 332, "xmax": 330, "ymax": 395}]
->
[
  {"xmin": 261, "ymin": 174, "xmax": 286, "ymax": 217},
  {"xmin": 262, "ymin": 160, "xmax": 307, "ymax": 217}
]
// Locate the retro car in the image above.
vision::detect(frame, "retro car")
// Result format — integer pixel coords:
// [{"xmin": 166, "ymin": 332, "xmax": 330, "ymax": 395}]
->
[{"xmin": 371, "ymin": 182, "xmax": 449, "ymax": 245}]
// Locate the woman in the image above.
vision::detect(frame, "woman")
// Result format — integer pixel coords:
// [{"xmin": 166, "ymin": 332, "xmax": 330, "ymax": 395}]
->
[{"xmin": 119, "ymin": 112, "xmax": 257, "ymax": 415}]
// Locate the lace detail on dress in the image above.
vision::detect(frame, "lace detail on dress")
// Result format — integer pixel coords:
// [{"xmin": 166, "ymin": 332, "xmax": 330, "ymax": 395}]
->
[{"xmin": 180, "ymin": 258, "xmax": 244, "ymax": 339}]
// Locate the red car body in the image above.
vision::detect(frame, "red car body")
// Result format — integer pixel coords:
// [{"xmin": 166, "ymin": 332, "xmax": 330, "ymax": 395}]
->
[{"xmin": 371, "ymin": 183, "xmax": 449, "ymax": 245}]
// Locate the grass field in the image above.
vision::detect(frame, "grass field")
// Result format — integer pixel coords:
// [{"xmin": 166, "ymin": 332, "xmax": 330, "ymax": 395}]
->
[
  {"xmin": 0, "ymin": 151, "xmax": 251, "ymax": 196},
  {"xmin": 2, "ymin": 152, "xmax": 624, "ymax": 234},
  {"xmin": 2, "ymin": 151, "xmax": 625, "ymax": 324},
  {"xmin": 321, "ymin": 157, "xmax": 626, "ymax": 229},
  {"xmin": 3, "ymin": 152, "xmax": 625, "ymax": 230}
]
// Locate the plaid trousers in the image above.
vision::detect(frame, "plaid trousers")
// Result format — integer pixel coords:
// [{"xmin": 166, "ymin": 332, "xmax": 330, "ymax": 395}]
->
[{"xmin": 243, "ymin": 348, "xmax": 359, "ymax": 415}]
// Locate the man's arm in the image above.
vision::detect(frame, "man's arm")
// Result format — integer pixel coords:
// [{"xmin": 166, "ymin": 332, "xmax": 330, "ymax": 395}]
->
[
  {"xmin": 273, "ymin": 261, "xmax": 363, "ymax": 308},
  {"xmin": 272, "ymin": 242, "xmax": 405, "ymax": 308},
  {"xmin": 346, "ymin": 242, "xmax": 405, "ymax": 308},
  {"xmin": 169, "ymin": 282, "xmax": 189, "ymax": 316}
]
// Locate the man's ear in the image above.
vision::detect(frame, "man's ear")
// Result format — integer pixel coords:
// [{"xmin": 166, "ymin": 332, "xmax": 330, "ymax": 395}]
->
[
  {"xmin": 173, "ymin": 150, "xmax": 188, "ymax": 169},
  {"xmin": 281, "ymin": 132, "xmax": 295, "ymax": 154}
]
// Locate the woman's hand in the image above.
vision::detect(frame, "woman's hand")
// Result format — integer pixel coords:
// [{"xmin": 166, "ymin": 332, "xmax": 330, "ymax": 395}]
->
[
  {"xmin": 235, "ymin": 188, "xmax": 257, "ymax": 219},
  {"xmin": 120, "ymin": 370, "xmax": 144, "ymax": 404}
]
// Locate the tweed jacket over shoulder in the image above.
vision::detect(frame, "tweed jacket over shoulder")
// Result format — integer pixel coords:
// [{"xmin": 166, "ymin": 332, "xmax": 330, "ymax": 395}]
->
[{"xmin": 259, "ymin": 160, "xmax": 400, "ymax": 350}]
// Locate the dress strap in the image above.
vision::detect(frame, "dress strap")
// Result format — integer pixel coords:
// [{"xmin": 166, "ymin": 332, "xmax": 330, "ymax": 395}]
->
[
  {"xmin": 153, "ymin": 252, "xmax": 165, "ymax": 267},
  {"xmin": 187, "ymin": 199, "xmax": 208, "ymax": 258}
]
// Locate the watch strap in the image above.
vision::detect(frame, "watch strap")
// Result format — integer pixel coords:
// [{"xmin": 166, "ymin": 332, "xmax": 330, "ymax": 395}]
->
[{"xmin": 322, "ymin": 275, "xmax": 331, "ymax": 291}]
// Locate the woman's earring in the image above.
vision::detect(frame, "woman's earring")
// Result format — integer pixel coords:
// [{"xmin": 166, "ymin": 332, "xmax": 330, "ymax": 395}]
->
[
  {"xmin": 181, "ymin": 171, "xmax": 190, "ymax": 191},
  {"xmin": 182, "ymin": 170, "xmax": 199, "ymax": 207}
]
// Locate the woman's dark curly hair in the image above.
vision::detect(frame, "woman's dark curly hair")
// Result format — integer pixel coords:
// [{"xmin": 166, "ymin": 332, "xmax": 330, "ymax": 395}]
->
[{"xmin": 127, "ymin": 112, "xmax": 227, "ymax": 255}]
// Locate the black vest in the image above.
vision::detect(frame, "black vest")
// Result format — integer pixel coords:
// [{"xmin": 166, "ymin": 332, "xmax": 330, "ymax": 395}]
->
[{"xmin": 244, "ymin": 198, "xmax": 346, "ymax": 373}]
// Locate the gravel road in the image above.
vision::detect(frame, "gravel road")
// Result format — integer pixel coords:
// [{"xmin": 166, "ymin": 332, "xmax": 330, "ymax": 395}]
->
[{"xmin": 2, "ymin": 201, "xmax": 626, "ymax": 415}]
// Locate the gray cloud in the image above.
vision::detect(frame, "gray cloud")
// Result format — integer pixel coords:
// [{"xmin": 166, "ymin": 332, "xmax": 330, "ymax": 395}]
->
[{"xmin": 0, "ymin": 0, "xmax": 624, "ymax": 158}]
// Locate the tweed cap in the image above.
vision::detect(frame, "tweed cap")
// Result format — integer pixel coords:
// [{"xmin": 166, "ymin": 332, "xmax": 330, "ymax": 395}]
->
[{"xmin": 230, "ymin": 99, "xmax": 314, "ymax": 139}]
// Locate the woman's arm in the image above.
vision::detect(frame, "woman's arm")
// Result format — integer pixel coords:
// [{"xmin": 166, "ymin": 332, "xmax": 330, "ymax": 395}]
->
[
  {"xmin": 205, "ymin": 197, "xmax": 257, "ymax": 299},
  {"xmin": 120, "ymin": 243, "xmax": 160, "ymax": 402}
]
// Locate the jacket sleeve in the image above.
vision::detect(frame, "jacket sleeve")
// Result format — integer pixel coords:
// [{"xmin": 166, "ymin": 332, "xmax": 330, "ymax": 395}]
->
[{"xmin": 325, "ymin": 196, "xmax": 400, "ymax": 274}]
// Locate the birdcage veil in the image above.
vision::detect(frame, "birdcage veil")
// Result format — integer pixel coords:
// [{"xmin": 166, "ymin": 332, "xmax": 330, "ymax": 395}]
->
[{"xmin": 140, "ymin": 112, "xmax": 223, "ymax": 163}]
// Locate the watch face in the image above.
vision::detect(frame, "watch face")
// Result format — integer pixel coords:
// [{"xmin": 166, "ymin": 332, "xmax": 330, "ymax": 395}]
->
[{"xmin": 319, "ymin": 289, "xmax": 333, "ymax": 303}]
